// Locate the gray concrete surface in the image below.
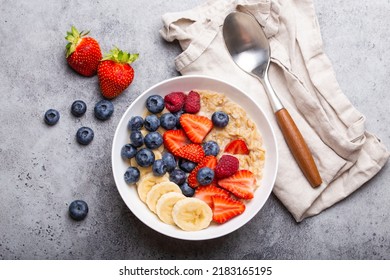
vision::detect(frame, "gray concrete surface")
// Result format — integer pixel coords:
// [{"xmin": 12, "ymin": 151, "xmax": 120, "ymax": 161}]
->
[{"xmin": 0, "ymin": 0, "xmax": 389, "ymax": 260}]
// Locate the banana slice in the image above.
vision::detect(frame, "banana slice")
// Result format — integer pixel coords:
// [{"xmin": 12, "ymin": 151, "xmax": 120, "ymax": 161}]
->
[
  {"xmin": 156, "ymin": 192, "xmax": 186, "ymax": 225},
  {"xmin": 131, "ymin": 150, "xmax": 162, "ymax": 177},
  {"xmin": 172, "ymin": 198, "xmax": 213, "ymax": 231},
  {"xmin": 146, "ymin": 182, "xmax": 181, "ymax": 213},
  {"xmin": 137, "ymin": 173, "xmax": 169, "ymax": 203}
]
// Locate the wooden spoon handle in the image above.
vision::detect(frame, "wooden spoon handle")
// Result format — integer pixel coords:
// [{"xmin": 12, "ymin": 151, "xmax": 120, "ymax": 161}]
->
[{"xmin": 275, "ymin": 108, "xmax": 322, "ymax": 187}]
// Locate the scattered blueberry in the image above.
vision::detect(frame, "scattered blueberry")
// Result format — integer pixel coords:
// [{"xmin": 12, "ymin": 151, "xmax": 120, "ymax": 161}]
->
[
  {"xmin": 169, "ymin": 168, "xmax": 187, "ymax": 185},
  {"xmin": 71, "ymin": 100, "xmax": 87, "ymax": 117},
  {"xmin": 160, "ymin": 113, "xmax": 177, "ymax": 130},
  {"xmin": 173, "ymin": 110, "xmax": 184, "ymax": 128},
  {"xmin": 135, "ymin": 148, "xmax": 155, "ymax": 167},
  {"xmin": 162, "ymin": 152, "xmax": 176, "ymax": 173},
  {"xmin": 196, "ymin": 167, "xmax": 214, "ymax": 186},
  {"xmin": 44, "ymin": 109, "xmax": 60, "ymax": 125},
  {"xmin": 144, "ymin": 115, "xmax": 160, "ymax": 132},
  {"xmin": 124, "ymin": 166, "xmax": 140, "ymax": 184},
  {"xmin": 144, "ymin": 132, "xmax": 163, "ymax": 150},
  {"xmin": 121, "ymin": 144, "xmax": 137, "ymax": 160},
  {"xmin": 76, "ymin": 127, "xmax": 94, "ymax": 145},
  {"xmin": 203, "ymin": 141, "xmax": 220, "ymax": 156},
  {"xmin": 130, "ymin": 130, "xmax": 144, "ymax": 148},
  {"xmin": 69, "ymin": 200, "xmax": 89, "ymax": 221},
  {"xmin": 211, "ymin": 111, "xmax": 229, "ymax": 128},
  {"xmin": 94, "ymin": 100, "xmax": 114, "ymax": 120},
  {"xmin": 178, "ymin": 158, "xmax": 197, "ymax": 173},
  {"xmin": 146, "ymin": 95, "xmax": 165, "ymax": 114},
  {"xmin": 179, "ymin": 182, "xmax": 195, "ymax": 197},
  {"xmin": 128, "ymin": 116, "xmax": 144, "ymax": 131},
  {"xmin": 152, "ymin": 159, "xmax": 167, "ymax": 176}
]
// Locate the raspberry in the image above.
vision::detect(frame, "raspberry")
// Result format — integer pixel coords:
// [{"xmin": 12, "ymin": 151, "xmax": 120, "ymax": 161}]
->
[
  {"xmin": 184, "ymin": 90, "xmax": 201, "ymax": 114},
  {"xmin": 164, "ymin": 92, "xmax": 186, "ymax": 113},
  {"xmin": 214, "ymin": 155, "xmax": 239, "ymax": 179}
]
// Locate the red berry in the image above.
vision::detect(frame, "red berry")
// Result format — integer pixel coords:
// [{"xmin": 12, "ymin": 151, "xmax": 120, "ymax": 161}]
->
[
  {"xmin": 175, "ymin": 143, "xmax": 205, "ymax": 163},
  {"xmin": 97, "ymin": 47, "xmax": 138, "ymax": 99},
  {"xmin": 180, "ymin": 114, "xmax": 213, "ymax": 144},
  {"xmin": 65, "ymin": 26, "xmax": 102, "ymax": 77},
  {"xmin": 217, "ymin": 170, "xmax": 256, "ymax": 200},
  {"xmin": 183, "ymin": 90, "xmax": 201, "ymax": 114},
  {"xmin": 215, "ymin": 155, "xmax": 239, "ymax": 179},
  {"xmin": 212, "ymin": 195, "xmax": 245, "ymax": 224},
  {"xmin": 164, "ymin": 92, "xmax": 186, "ymax": 113},
  {"xmin": 224, "ymin": 139, "xmax": 250, "ymax": 155}
]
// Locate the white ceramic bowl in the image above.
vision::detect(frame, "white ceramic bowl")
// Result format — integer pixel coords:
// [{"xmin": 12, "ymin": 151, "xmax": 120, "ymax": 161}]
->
[{"xmin": 112, "ymin": 75, "xmax": 278, "ymax": 240}]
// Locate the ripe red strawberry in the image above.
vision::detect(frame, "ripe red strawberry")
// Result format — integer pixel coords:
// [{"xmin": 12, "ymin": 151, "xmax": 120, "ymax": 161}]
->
[
  {"xmin": 215, "ymin": 155, "xmax": 239, "ymax": 179},
  {"xmin": 211, "ymin": 195, "xmax": 246, "ymax": 224},
  {"xmin": 180, "ymin": 114, "xmax": 213, "ymax": 144},
  {"xmin": 175, "ymin": 143, "xmax": 205, "ymax": 163},
  {"xmin": 183, "ymin": 90, "xmax": 201, "ymax": 113},
  {"xmin": 195, "ymin": 184, "xmax": 231, "ymax": 208},
  {"xmin": 188, "ymin": 155, "xmax": 218, "ymax": 188},
  {"xmin": 65, "ymin": 26, "xmax": 102, "ymax": 77},
  {"xmin": 224, "ymin": 139, "xmax": 250, "ymax": 155},
  {"xmin": 163, "ymin": 129, "xmax": 190, "ymax": 155},
  {"xmin": 97, "ymin": 47, "xmax": 139, "ymax": 99},
  {"xmin": 217, "ymin": 170, "xmax": 256, "ymax": 199},
  {"xmin": 164, "ymin": 92, "xmax": 186, "ymax": 113}
]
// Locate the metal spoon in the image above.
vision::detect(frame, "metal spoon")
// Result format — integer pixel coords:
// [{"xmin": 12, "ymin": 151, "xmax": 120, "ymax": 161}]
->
[{"xmin": 223, "ymin": 11, "xmax": 322, "ymax": 187}]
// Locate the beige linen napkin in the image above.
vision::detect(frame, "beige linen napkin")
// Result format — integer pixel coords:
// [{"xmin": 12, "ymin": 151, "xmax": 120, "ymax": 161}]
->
[{"xmin": 160, "ymin": 0, "xmax": 389, "ymax": 221}]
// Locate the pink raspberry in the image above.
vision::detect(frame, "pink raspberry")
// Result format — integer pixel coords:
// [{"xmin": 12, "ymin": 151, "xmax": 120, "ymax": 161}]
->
[
  {"xmin": 184, "ymin": 90, "xmax": 201, "ymax": 114},
  {"xmin": 164, "ymin": 92, "xmax": 186, "ymax": 113},
  {"xmin": 215, "ymin": 155, "xmax": 239, "ymax": 179}
]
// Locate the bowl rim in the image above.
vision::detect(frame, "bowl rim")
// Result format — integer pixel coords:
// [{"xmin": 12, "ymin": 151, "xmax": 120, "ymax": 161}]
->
[{"xmin": 111, "ymin": 74, "xmax": 278, "ymax": 240}]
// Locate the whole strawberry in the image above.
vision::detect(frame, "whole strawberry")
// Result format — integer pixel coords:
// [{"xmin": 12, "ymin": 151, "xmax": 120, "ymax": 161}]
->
[
  {"xmin": 97, "ymin": 47, "xmax": 139, "ymax": 99},
  {"xmin": 65, "ymin": 26, "xmax": 102, "ymax": 77}
]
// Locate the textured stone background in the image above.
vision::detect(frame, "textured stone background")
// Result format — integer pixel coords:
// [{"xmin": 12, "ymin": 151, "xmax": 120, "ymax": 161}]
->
[{"xmin": 0, "ymin": 0, "xmax": 389, "ymax": 259}]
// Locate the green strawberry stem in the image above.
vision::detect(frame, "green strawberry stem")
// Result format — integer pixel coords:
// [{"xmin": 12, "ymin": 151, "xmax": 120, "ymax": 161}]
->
[
  {"xmin": 65, "ymin": 25, "xmax": 90, "ymax": 58},
  {"xmin": 101, "ymin": 46, "xmax": 139, "ymax": 64}
]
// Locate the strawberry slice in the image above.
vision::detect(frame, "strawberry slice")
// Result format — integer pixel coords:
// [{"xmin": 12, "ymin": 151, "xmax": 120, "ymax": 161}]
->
[
  {"xmin": 175, "ymin": 143, "xmax": 205, "ymax": 163},
  {"xmin": 224, "ymin": 139, "xmax": 249, "ymax": 155},
  {"xmin": 163, "ymin": 129, "xmax": 190, "ymax": 155},
  {"xmin": 180, "ymin": 114, "xmax": 213, "ymax": 144},
  {"xmin": 195, "ymin": 184, "xmax": 231, "ymax": 208},
  {"xmin": 217, "ymin": 170, "xmax": 256, "ymax": 199},
  {"xmin": 211, "ymin": 195, "xmax": 246, "ymax": 224},
  {"xmin": 188, "ymin": 156, "xmax": 218, "ymax": 188}
]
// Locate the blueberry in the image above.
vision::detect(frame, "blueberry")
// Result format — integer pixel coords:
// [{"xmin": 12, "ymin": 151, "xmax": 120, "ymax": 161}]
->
[
  {"xmin": 196, "ymin": 167, "xmax": 214, "ymax": 186},
  {"xmin": 162, "ymin": 152, "xmax": 176, "ymax": 173},
  {"xmin": 160, "ymin": 113, "xmax": 177, "ymax": 130},
  {"xmin": 71, "ymin": 100, "xmax": 87, "ymax": 117},
  {"xmin": 124, "ymin": 166, "xmax": 140, "ymax": 184},
  {"xmin": 76, "ymin": 127, "xmax": 94, "ymax": 145},
  {"xmin": 146, "ymin": 95, "xmax": 165, "ymax": 114},
  {"xmin": 169, "ymin": 168, "xmax": 186, "ymax": 185},
  {"xmin": 173, "ymin": 110, "xmax": 184, "ymax": 128},
  {"xmin": 135, "ymin": 148, "xmax": 155, "ymax": 167},
  {"xmin": 152, "ymin": 159, "xmax": 167, "ymax": 176},
  {"xmin": 44, "ymin": 109, "xmax": 60, "ymax": 125},
  {"xmin": 179, "ymin": 182, "xmax": 195, "ymax": 197},
  {"xmin": 128, "ymin": 116, "xmax": 144, "ymax": 131},
  {"xmin": 211, "ymin": 111, "xmax": 229, "ymax": 128},
  {"xmin": 202, "ymin": 141, "xmax": 220, "ymax": 156},
  {"xmin": 130, "ymin": 130, "xmax": 144, "ymax": 148},
  {"xmin": 94, "ymin": 100, "xmax": 114, "ymax": 120},
  {"xmin": 144, "ymin": 115, "xmax": 160, "ymax": 132},
  {"xmin": 144, "ymin": 132, "xmax": 163, "ymax": 150},
  {"xmin": 179, "ymin": 158, "xmax": 197, "ymax": 173},
  {"xmin": 69, "ymin": 200, "xmax": 88, "ymax": 221},
  {"xmin": 121, "ymin": 144, "xmax": 137, "ymax": 160}
]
